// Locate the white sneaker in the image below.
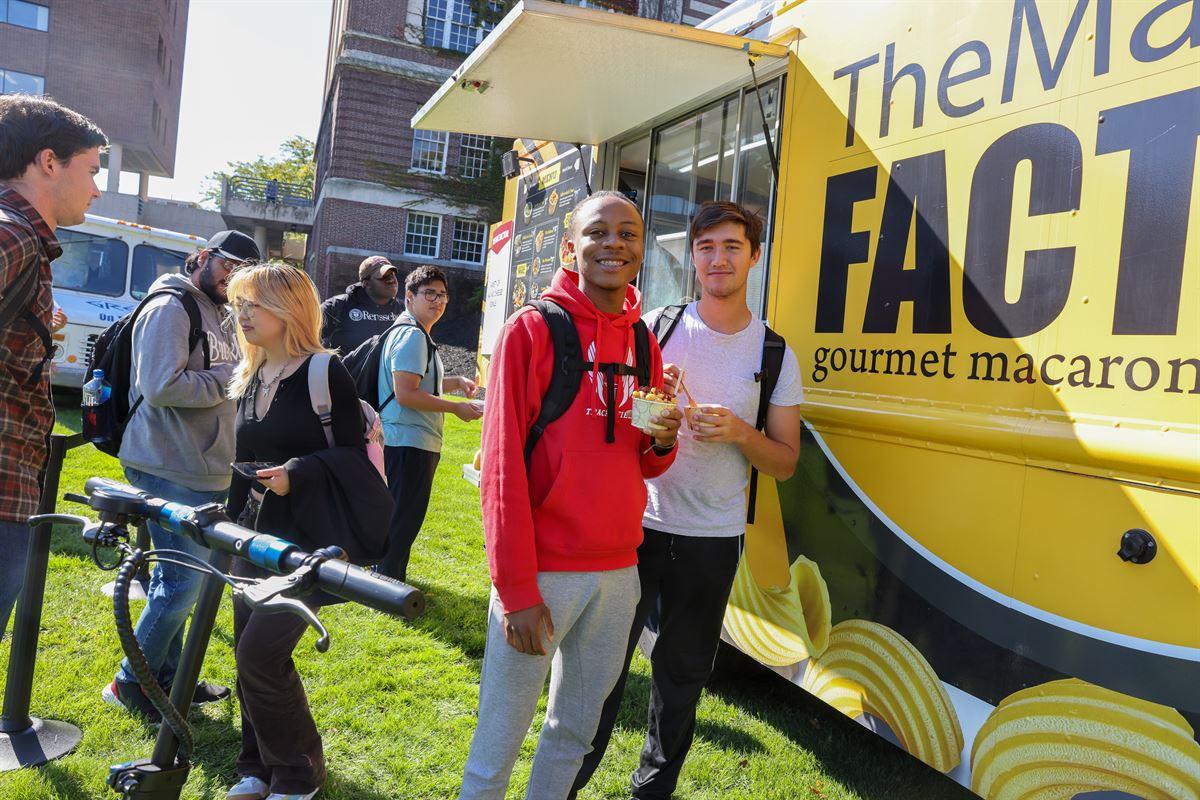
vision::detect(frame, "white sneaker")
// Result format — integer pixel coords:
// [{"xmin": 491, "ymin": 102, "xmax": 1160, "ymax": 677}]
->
[
  {"xmin": 225, "ymin": 776, "xmax": 269, "ymax": 800},
  {"xmin": 265, "ymin": 792, "xmax": 317, "ymax": 800}
]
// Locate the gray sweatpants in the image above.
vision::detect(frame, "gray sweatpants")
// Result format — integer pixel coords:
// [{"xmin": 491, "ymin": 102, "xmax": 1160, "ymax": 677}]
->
[{"xmin": 459, "ymin": 567, "xmax": 640, "ymax": 800}]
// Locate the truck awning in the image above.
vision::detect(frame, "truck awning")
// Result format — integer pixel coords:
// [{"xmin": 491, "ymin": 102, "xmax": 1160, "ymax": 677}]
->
[{"xmin": 411, "ymin": 0, "xmax": 789, "ymax": 144}]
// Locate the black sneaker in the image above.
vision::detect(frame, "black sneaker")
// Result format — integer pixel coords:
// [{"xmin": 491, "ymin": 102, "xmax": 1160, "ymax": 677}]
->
[
  {"xmin": 102, "ymin": 679, "xmax": 163, "ymax": 723},
  {"xmin": 189, "ymin": 680, "xmax": 231, "ymax": 705}
]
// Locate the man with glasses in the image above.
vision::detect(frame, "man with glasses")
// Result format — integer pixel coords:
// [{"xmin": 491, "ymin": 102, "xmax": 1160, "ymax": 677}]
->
[
  {"xmin": 102, "ymin": 229, "xmax": 259, "ymax": 721},
  {"xmin": 375, "ymin": 265, "xmax": 482, "ymax": 582},
  {"xmin": 320, "ymin": 255, "xmax": 402, "ymax": 354}
]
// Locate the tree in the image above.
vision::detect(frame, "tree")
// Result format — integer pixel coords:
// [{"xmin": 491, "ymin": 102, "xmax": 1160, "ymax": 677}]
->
[{"xmin": 201, "ymin": 135, "xmax": 316, "ymax": 209}]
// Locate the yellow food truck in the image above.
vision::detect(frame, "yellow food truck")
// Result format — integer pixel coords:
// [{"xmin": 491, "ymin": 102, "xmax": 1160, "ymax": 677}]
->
[{"xmin": 415, "ymin": 1, "xmax": 1200, "ymax": 796}]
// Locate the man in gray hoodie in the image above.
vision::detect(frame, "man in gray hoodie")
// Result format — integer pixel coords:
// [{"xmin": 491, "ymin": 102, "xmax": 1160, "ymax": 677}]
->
[{"xmin": 102, "ymin": 229, "xmax": 259, "ymax": 722}]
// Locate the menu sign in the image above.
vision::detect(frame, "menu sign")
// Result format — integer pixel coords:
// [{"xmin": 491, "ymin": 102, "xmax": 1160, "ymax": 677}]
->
[{"xmin": 507, "ymin": 146, "xmax": 594, "ymax": 319}]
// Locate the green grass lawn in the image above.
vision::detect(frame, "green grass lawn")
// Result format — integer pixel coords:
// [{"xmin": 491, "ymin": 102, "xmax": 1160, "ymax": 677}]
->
[{"xmin": 0, "ymin": 392, "xmax": 973, "ymax": 800}]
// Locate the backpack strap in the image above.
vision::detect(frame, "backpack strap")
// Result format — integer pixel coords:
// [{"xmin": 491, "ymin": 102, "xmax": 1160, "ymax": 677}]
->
[
  {"xmin": 649, "ymin": 303, "xmax": 686, "ymax": 349},
  {"xmin": 376, "ymin": 319, "xmax": 439, "ymax": 413},
  {"xmin": 121, "ymin": 287, "xmax": 211, "ymax": 423},
  {"xmin": 524, "ymin": 300, "xmax": 655, "ymax": 459},
  {"xmin": 524, "ymin": 299, "xmax": 587, "ymax": 463},
  {"xmin": 0, "ymin": 246, "xmax": 53, "ymax": 386},
  {"xmin": 172, "ymin": 290, "xmax": 210, "ymax": 370},
  {"xmin": 747, "ymin": 324, "xmax": 787, "ymax": 524},
  {"xmin": 308, "ymin": 352, "xmax": 336, "ymax": 449},
  {"xmin": 631, "ymin": 319, "xmax": 651, "ymax": 389}
]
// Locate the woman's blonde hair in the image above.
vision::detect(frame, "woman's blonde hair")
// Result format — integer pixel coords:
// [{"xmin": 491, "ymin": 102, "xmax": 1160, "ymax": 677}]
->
[{"xmin": 226, "ymin": 262, "xmax": 330, "ymax": 399}]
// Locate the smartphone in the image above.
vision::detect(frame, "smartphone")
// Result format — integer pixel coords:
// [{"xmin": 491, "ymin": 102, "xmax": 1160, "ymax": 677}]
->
[{"xmin": 231, "ymin": 461, "xmax": 278, "ymax": 480}]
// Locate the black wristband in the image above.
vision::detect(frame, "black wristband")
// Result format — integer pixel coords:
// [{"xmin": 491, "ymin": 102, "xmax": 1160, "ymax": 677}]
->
[{"xmin": 651, "ymin": 439, "xmax": 676, "ymax": 456}]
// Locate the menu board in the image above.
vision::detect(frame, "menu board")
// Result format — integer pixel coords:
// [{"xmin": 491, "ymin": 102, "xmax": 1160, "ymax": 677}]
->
[{"xmin": 506, "ymin": 146, "xmax": 594, "ymax": 319}]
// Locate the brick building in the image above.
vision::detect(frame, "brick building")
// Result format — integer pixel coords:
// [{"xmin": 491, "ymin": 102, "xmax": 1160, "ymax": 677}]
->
[
  {"xmin": 308, "ymin": 0, "xmax": 732, "ymax": 332},
  {"xmin": 0, "ymin": 0, "xmax": 188, "ymax": 196}
]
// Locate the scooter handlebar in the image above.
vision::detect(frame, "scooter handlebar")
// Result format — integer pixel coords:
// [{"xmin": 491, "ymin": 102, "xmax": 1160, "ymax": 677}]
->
[{"xmin": 81, "ymin": 477, "xmax": 425, "ymax": 619}]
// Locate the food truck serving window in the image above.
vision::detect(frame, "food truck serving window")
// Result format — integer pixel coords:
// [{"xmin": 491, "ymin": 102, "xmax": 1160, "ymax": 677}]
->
[{"xmin": 618, "ymin": 76, "xmax": 783, "ymax": 317}]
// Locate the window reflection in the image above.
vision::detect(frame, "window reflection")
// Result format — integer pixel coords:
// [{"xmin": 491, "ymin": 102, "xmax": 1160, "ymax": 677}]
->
[
  {"xmin": 131, "ymin": 245, "xmax": 187, "ymax": 299},
  {"xmin": 53, "ymin": 230, "xmax": 129, "ymax": 297},
  {"xmin": 633, "ymin": 77, "xmax": 783, "ymax": 316}
]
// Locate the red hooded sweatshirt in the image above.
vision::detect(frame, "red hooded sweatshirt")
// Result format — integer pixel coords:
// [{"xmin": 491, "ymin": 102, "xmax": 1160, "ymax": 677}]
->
[{"xmin": 481, "ymin": 269, "xmax": 676, "ymax": 613}]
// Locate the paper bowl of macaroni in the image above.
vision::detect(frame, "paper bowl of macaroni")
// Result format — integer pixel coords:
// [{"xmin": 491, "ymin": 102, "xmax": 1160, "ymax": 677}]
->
[{"xmin": 631, "ymin": 389, "xmax": 676, "ymax": 432}]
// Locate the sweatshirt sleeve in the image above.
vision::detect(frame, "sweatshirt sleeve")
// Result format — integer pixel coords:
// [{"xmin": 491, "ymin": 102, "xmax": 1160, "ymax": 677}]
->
[
  {"xmin": 639, "ymin": 333, "xmax": 676, "ymax": 479},
  {"xmin": 320, "ymin": 296, "xmax": 341, "ymax": 349},
  {"xmin": 480, "ymin": 311, "xmax": 546, "ymax": 613},
  {"xmin": 131, "ymin": 296, "xmax": 232, "ymax": 409}
]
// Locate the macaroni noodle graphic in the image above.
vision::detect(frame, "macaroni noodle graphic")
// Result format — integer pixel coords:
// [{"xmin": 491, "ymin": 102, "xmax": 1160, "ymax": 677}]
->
[
  {"xmin": 801, "ymin": 620, "xmax": 963, "ymax": 773},
  {"xmin": 723, "ymin": 554, "xmax": 831, "ymax": 667},
  {"xmin": 970, "ymin": 678, "xmax": 1200, "ymax": 800}
]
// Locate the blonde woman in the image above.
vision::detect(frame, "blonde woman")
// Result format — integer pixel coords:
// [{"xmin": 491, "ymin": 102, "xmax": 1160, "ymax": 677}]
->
[{"xmin": 224, "ymin": 262, "xmax": 390, "ymax": 800}]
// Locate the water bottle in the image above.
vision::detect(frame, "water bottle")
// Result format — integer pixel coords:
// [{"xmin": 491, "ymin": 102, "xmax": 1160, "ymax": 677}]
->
[{"xmin": 82, "ymin": 369, "xmax": 113, "ymax": 444}]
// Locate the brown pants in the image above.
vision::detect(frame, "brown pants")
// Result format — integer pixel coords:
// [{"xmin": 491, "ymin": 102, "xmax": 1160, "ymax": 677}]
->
[{"xmin": 231, "ymin": 560, "xmax": 326, "ymax": 794}]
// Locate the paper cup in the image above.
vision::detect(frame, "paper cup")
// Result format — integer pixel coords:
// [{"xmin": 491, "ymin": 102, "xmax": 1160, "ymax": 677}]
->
[
  {"xmin": 632, "ymin": 396, "xmax": 676, "ymax": 432},
  {"xmin": 684, "ymin": 405, "xmax": 705, "ymax": 429}
]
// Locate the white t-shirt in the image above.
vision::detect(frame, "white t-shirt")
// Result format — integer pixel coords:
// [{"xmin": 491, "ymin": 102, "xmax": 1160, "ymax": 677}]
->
[{"xmin": 643, "ymin": 303, "xmax": 804, "ymax": 538}]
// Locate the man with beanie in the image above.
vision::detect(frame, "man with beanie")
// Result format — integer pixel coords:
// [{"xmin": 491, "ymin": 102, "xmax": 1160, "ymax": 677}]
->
[
  {"xmin": 320, "ymin": 255, "xmax": 402, "ymax": 353},
  {"xmin": 102, "ymin": 229, "xmax": 259, "ymax": 721}
]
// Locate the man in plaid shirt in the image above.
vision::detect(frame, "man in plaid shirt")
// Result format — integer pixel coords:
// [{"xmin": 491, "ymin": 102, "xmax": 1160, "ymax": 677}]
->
[{"xmin": 0, "ymin": 95, "xmax": 105, "ymax": 638}]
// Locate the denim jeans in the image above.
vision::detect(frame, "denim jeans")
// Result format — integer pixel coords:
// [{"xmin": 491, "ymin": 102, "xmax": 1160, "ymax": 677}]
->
[
  {"xmin": 0, "ymin": 519, "xmax": 33, "ymax": 640},
  {"xmin": 115, "ymin": 467, "xmax": 227, "ymax": 686}
]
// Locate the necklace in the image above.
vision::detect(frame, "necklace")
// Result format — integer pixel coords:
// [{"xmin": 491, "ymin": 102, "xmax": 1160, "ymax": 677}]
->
[{"xmin": 256, "ymin": 358, "xmax": 294, "ymax": 402}]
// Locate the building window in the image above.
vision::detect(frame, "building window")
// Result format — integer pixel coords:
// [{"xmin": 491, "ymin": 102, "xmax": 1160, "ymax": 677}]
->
[
  {"xmin": 452, "ymin": 219, "xmax": 487, "ymax": 264},
  {"xmin": 423, "ymin": 0, "xmax": 495, "ymax": 54},
  {"xmin": 459, "ymin": 134, "xmax": 492, "ymax": 179},
  {"xmin": 404, "ymin": 212, "xmax": 442, "ymax": 258},
  {"xmin": 1, "ymin": 69, "xmax": 44, "ymax": 96},
  {"xmin": 157, "ymin": 35, "xmax": 165, "ymax": 68},
  {"xmin": 411, "ymin": 129, "xmax": 448, "ymax": 173},
  {"xmin": 1, "ymin": 0, "xmax": 50, "ymax": 31}
]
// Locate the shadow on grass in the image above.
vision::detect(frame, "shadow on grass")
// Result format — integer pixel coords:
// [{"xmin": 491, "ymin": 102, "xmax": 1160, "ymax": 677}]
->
[
  {"xmin": 32, "ymin": 762, "xmax": 90, "ymax": 800},
  {"xmin": 412, "ymin": 579, "xmax": 490, "ymax": 661},
  {"xmin": 705, "ymin": 647, "xmax": 975, "ymax": 800}
]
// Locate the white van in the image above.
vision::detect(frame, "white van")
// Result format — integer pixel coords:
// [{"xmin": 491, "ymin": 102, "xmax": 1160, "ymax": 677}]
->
[{"xmin": 50, "ymin": 214, "xmax": 205, "ymax": 388}]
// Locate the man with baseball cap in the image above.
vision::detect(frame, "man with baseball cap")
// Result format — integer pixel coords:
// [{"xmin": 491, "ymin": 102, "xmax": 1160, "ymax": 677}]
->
[
  {"xmin": 102, "ymin": 228, "xmax": 258, "ymax": 721},
  {"xmin": 320, "ymin": 254, "xmax": 402, "ymax": 353},
  {"xmin": 204, "ymin": 229, "xmax": 260, "ymax": 265}
]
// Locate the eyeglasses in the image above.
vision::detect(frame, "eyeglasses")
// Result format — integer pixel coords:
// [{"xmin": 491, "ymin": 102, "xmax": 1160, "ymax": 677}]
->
[
  {"xmin": 233, "ymin": 300, "xmax": 262, "ymax": 315},
  {"xmin": 210, "ymin": 254, "xmax": 247, "ymax": 270},
  {"xmin": 417, "ymin": 289, "xmax": 449, "ymax": 303}
]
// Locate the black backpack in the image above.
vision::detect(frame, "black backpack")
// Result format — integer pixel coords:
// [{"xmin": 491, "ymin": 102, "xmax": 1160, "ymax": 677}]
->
[
  {"xmin": 524, "ymin": 298, "xmax": 651, "ymax": 463},
  {"xmin": 650, "ymin": 303, "xmax": 786, "ymax": 524},
  {"xmin": 342, "ymin": 318, "xmax": 436, "ymax": 412},
  {"xmin": 85, "ymin": 287, "xmax": 208, "ymax": 457},
  {"xmin": 0, "ymin": 216, "xmax": 52, "ymax": 387}
]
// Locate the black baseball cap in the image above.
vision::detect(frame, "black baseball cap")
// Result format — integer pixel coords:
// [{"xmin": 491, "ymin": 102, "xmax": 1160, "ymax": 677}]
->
[{"xmin": 204, "ymin": 230, "xmax": 261, "ymax": 263}]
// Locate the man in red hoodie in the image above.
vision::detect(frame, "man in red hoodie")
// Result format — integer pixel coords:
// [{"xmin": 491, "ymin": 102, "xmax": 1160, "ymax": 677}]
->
[{"xmin": 460, "ymin": 191, "xmax": 681, "ymax": 799}]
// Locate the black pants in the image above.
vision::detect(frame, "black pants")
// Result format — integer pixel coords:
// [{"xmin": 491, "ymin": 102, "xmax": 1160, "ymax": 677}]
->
[
  {"xmin": 231, "ymin": 560, "xmax": 326, "ymax": 794},
  {"xmin": 572, "ymin": 528, "xmax": 742, "ymax": 799},
  {"xmin": 378, "ymin": 445, "xmax": 441, "ymax": 582}
]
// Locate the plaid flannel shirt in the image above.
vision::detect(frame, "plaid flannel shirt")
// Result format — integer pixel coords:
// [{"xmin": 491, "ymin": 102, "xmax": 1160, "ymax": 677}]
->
[{"xmin": 0, "ymin": 188, "xmax": 60, "ymax": 524}]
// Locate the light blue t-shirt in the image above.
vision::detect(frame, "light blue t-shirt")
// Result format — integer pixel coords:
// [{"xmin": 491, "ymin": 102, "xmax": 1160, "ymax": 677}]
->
[{"xmin": 379, "ymin": 312, "xmax": 445, "ymax": 452}]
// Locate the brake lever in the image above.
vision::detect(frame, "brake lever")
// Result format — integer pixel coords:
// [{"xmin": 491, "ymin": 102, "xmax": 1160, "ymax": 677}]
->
[{"xmin": 237, "ymin": 570, "xmax": 332, "ymax": 653}]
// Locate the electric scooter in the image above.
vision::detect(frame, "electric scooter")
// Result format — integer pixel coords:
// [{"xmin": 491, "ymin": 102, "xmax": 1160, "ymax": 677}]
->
[{"xmin": 37, "ymin": 477, "xmax": 425, "ymax": 800}]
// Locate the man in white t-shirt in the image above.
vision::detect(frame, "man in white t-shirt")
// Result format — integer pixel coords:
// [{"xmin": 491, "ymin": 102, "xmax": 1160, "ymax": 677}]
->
[{"xmin": 571, "ymin": 201, "xmax": 804, "ymax": 800}]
